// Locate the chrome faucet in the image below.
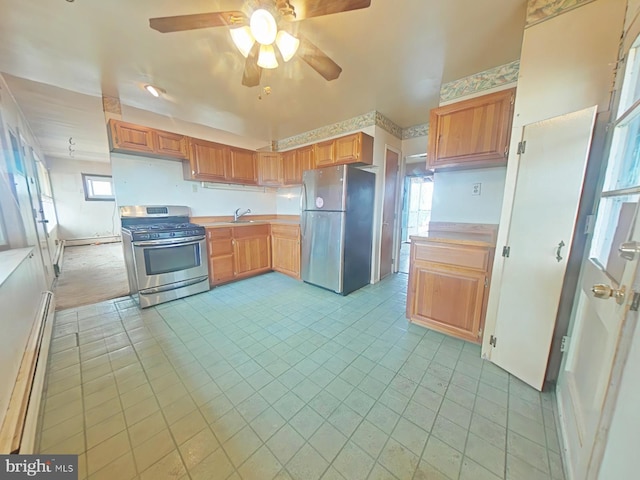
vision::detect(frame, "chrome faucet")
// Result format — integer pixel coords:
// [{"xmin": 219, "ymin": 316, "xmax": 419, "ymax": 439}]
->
[{"xmin": 234, "ymin": 208, "xmax": 251, "ymax": 222}]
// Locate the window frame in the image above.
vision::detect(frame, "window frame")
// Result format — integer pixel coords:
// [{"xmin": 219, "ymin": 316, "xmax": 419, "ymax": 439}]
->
[{"xmin": 82, "ymin": 173, "xmax": 115, "ymax": 202}]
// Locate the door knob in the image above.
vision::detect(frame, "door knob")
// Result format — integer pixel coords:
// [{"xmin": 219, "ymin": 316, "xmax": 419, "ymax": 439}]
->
[
  {"xmin": 592, "ymin": 284, "xmax": 626, "ymax": 305},
  {"xmin": 619, "ymin": 241, "xmax": 640, "ymax": 261}
]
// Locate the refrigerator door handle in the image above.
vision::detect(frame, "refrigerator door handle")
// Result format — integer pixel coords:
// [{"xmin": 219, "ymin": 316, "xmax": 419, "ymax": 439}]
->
[{"xmin": 301, "ymin": 183, "xmax": 308, "ymax": 236}]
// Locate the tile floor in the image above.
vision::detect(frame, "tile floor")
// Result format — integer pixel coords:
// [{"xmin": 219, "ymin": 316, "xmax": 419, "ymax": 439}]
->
[{"xmin": 38, "ymin": 272, "xmax": 565, "ymax": 480}]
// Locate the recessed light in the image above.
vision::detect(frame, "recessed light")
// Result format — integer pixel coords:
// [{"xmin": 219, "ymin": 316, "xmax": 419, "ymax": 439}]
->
[{"xmin": 144, "ymin": 84, "xmax": 163, "ymax": 98}]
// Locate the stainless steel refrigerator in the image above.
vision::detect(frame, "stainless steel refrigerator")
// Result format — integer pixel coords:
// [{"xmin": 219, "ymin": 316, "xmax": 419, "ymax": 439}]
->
[{"xmin": 301, "ymin": 165, "xmax": 375, "ymax": 295}]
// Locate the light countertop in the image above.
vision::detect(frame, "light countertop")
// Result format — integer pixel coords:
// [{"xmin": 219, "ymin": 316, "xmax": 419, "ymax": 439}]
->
[{"xmin": 410, "ymin": 231, "xmax": 496, "ymax": 248}]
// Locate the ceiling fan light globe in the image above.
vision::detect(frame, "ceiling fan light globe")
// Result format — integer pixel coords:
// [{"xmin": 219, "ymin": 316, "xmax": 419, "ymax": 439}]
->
[
  {"xmin": 250, "ymin": 9, "xmax": 277, "ymax": 45},
  {"xmin": 276, "ymin": 30, "xmax": 299, "ymax": 62},
  {"xmin": 230, "ymin": 26, "xmax": 255, "ymax": 58},
  {"xmin": 257, "ymin": 44, "xmax": 279, "ymax": 69}
]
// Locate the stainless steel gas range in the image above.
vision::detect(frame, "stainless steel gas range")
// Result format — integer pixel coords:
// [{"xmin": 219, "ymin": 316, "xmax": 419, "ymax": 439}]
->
[{"xmin": 120, "ymin": 205, "xmax": 209, "ymax": 308}]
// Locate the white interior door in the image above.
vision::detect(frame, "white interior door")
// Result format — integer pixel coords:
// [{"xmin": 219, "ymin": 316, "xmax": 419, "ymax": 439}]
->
[
  {"xmin": 485, "ymin": 106, "xmax": 597, "ymax": 390},
  {"xmin": 556, "ymin": 40, "xmax": 640, "ymax": 477}
]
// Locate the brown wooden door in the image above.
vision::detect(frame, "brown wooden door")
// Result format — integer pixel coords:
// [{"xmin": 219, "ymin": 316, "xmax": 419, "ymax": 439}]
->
[
  {"xmin": 109, "ymin": 120, "xmax": 154, "ymax": 154},
  {"xmin": 233, "ymin": 225, "xmax": 271, "ymax": 276},
  {"xmin": 229, "ymin": 148, "xmax": 258, "ymax": 185},
  {"xmin": 428, "ymin": 88, "xmax": 515, "ymax": 169},
  {"xmin": 189, "ymin": 139, "xmax": 228, "ymax": 181},
  {"xmin": 153, "ymin": 131, "xmax": 188, "ymax": 160},
  {"xmin": 314, "ymin": 140, "xmax": 335, "ymax": 167},
  {"xmin": 258, "ymin": 152, "xmax": 283, "ymax": 186},
  {"xmin": 409, "ymin": 263, "xmax": 485, "ymax": 344},
  {"xmin": 380, "ymin": 149, "xmax": 399, "ymax": 279}
]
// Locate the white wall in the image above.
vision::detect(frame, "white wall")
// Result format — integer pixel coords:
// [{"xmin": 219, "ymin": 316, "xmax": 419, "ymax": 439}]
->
[
  {"xmin": 402, "ymin": 136, "xmax": 428, "ymax": 158},
  {"xmin": 276, "ymin": 186, "xmax": 302, "ymax": 215},
  {"xmin": 110, "ymin": 154, "xmax": 277, "ymax": 217},
  {"xmin": 49, "ymin": 157, "xmax": 120, "ymax": 240},
  {"xmin": 430, "ymin": 167, "xmax": 506, "ymax": 224}
]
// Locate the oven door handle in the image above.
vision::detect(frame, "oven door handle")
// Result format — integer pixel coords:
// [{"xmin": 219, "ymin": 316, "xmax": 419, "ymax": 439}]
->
[{"xmin": 133, "ymin": 235, "xmax": 205, "ymax": 247}]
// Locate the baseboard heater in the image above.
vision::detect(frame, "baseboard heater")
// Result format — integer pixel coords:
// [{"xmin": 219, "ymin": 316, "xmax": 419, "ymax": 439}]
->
[{"xmin": 0, "ymin": 291, "xmax": 55, "ymax": 453}]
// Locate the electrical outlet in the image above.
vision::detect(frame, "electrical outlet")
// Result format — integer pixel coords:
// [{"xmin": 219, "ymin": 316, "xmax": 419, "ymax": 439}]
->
[{"xmin": 472, "ymin": 183, "xmax": 481, "ymax": 195}]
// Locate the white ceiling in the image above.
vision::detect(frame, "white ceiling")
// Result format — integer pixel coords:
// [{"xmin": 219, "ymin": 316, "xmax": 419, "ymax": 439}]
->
[{"xmin": 0, "ymin": 0, "xmax": 527, "ymax": 163}]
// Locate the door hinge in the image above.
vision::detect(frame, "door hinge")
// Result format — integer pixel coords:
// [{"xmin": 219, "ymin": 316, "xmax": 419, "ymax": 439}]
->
[
  {"xmin": 504, "ymin": 145, "xmax": 509, "ymax": 157},
  {"xmin": 502, "ymin": 246, "xmax": 510, "ymax": 258},
  {"xmin": 510, "ymin": 93, "xmax": 515, "ymax": 106},
  {"xmin": 484, "ymin": 277, "xmax": 488, "ymax": 288},
  {"xmin": 517, "ymin": 141, "xmax": 526, "ymax": 155},
  {"xmin": 489, "ymin": 335, "xmax": 497, "ymax": 347},
  {"xmin": 631, "ymin": 292, "xmax": 640, "ymax": 312},
  {"xmin": 478, "ymin": 328, "xmax": 483, "ymax": 338},
  {"xmin": 560, "ymin": 335, "xmax": 570, "ymax": 352},
  {"xmin": 584, "ymin": 214, "xmax": 595, "ymax": 235}
]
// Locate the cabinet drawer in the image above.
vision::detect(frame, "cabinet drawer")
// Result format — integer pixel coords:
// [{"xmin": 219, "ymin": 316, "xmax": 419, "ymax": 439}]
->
[
  {"xmin": 414, "ymin": 243, "xmax": 489, "ymax": 271},
  {"xmin": 271, "ymin": 224, "xmax": 299, "ymax": 237},
  {"xmin": 233, "ymin": 224, "xmax": 270, "ymax": 238}
]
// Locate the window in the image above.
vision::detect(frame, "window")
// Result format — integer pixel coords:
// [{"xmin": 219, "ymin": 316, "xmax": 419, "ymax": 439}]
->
[{"xmin": 82, "ymin": 174, "xmax": 115, "ymax": 201}]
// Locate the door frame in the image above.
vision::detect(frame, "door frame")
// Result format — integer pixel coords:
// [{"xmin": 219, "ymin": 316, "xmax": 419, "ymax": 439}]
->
[
  {"xmin": 556, "ymin": 23, "xmax": 640, "ymax": 477},
  {"xmin": 378, "ymin": 144, "xmax": 404, "ymax": 278}
]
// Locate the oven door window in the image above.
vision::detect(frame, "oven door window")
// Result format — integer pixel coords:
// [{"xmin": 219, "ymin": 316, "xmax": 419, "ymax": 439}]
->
[{"xmin": 144, "ymin": 243, "xmax": 201, "ymax": 275}]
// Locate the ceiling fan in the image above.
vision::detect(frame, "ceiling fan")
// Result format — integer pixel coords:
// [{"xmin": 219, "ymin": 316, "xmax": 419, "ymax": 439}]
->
[{"xmin": 149, "ymin": 0, "xmax": 371, "ymax": 87}]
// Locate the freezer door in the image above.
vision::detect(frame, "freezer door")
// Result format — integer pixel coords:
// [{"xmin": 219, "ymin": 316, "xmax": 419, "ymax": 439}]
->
[
  {"xmin": 301, "ymin": 211, "xmax": 345, "ymax": 293},
  {"xmin": 302, "ymin": 165, "xmax": 347, "ymax": 211}
]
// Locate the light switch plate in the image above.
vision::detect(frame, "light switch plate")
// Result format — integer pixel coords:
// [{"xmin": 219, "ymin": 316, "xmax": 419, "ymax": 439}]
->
[{"xmin": 472, "ymin": 183, "xmax": 481, "ymax": 195}]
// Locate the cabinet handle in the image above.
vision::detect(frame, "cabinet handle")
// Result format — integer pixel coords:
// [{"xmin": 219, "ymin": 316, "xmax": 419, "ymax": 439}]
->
[{"xmin": 556, "ymin": 241, "xmax": 565, "ymax": 262}]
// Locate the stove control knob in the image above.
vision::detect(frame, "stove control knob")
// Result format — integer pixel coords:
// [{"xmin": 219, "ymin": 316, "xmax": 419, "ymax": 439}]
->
[
  {"xmin": 140, "ymin": 234, "xmax": 150, "ymax": 240},
  {"xmin": 170, "ymin": 232, "xmax": 176, "ymax": 237}
]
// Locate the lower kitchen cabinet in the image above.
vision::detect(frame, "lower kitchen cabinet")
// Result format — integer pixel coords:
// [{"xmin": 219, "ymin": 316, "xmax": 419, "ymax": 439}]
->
[
  {"xmin": 206, "ymin": 225, "xmax": 271, "ymax": 286},
  {"xmin": 271, "ymin": 224, "xmax": 300, "ymax": 279},
  {"xmin": 406, "ymin": 234, "xmax": 494, "ymax": 344}
]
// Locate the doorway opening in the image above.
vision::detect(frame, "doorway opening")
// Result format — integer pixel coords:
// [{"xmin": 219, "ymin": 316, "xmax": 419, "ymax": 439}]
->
[{"xmin": 399, "ymin": 174, "xmax": 434, "ymax": 273}]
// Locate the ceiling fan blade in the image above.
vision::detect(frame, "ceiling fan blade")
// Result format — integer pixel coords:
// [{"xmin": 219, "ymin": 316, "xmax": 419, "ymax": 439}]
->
[
  {"xmin": 298, "ymin": 37, "xmax": 342, "ymax": 81},
  {"xmin": 242, "ymin": 43, "xmax": 262, "ymax": 87},
  {"xmin": 284, "ymin": 0, "xmax": 371, "ymax": 20},
  {"xmin": 149, "ymin": 11, "xmax": 247, "ymax": 33}
]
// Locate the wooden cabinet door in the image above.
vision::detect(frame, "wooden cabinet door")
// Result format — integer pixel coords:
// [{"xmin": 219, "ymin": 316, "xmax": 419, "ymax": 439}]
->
[
  {"xmin": 206, "ymin": 228, "xmax": 235, "ymax": 285},
  {"xmin": 258, "ymin": 153, "xmax": 283, "ymax": 186},
  {"xmin": 428, "ymin": 88, "xmax": 515, "ymax": 170},
  {"xmin": 271, "ymin": 224, "xmax": 300, "ymax": 278},
  {"xmin": 334, "ymin": 133, "xmax": 361, "ymax": 164},
  {"xmin": 298, "ymin": 145, "xmax": 315, "ymax": 172},
  {"xmin": 108, "ymin": 120, "xmax": 154, "ymax": 155},
  {"xmin": 408, "ymin": 262, "xmax": 486, "ymax": 343},
  {"xmin": 229, "ymin": 148, "xmax": 258, "ymax": 185},
  {"xmin": 188, "ymin": 139, "xmax": 228, "ymax": 181},
  {"xmin": 314, "ymin": 140, "xmax": 335, "ymax": 167},
  {"xmin": 154, "ymin": 131, "xmax": 188, "ymax": 160},
  {"xmin": 282, "ymin": 150, "xmax": 300, "ymax": 185},
  {"xmin": 233, "ymin": 225, "xmax": 271, "ymax": 276}
]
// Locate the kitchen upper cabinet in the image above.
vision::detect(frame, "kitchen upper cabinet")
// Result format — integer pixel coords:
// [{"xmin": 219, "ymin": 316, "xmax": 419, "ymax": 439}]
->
[
  {"xmin": 314, "ymin": 140, "xmax": 335, "ymax": 167},
  {"xmin": 282, "ymin": 146, "xmax": 315, "ymax": 185},
  {"xmin": 271, "ymin": 224, "xmax": 300, "ymax": 279},
  {"xmin": 314, "ymin": 132, "xmax": 374, "ymax": 167},
  {"xmin": 108, "ymin": 119, "xmax": 188, "ymax": 160},
  {"xmin": 229, "ymin": 148, "xmax": 258, "ymax": 185},
  {"xmin": 427, "ymin": 88, "xmax": 516, "ymax": 170},
  {"xmin": 108, "ymin": 120, "xmax": 155, "ymax": 156},
  {"xmin": 153, "ymin": 130, "xmax": 188, "ymax": 160},
  {"xmin": 258, "ymin": 152, "xmax": 283, "ymax": 186},
  {"xmin": 187, "ymin": 139, "xmax": 228, "ymax": 182}
]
